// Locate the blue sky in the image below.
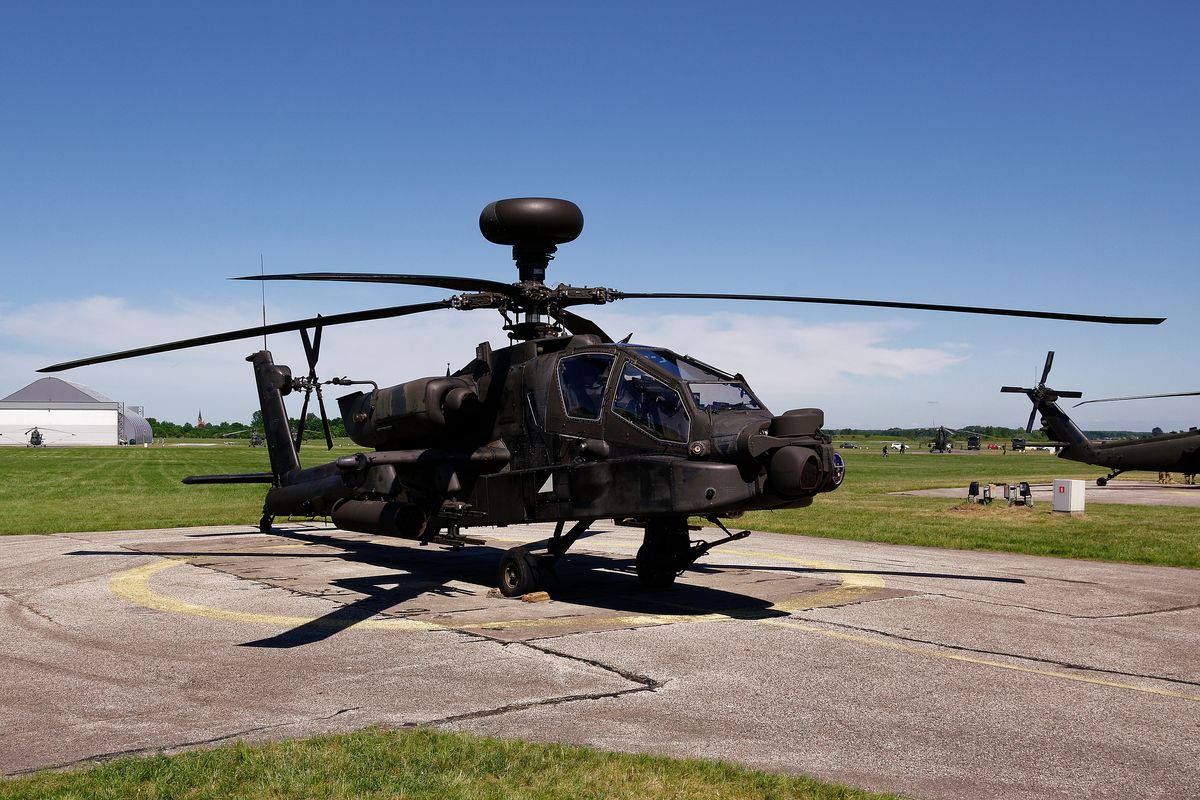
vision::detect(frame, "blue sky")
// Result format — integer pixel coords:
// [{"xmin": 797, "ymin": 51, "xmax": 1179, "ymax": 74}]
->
[{"xmin": 2, "ymin": 2, "xmax": 1196, "ymax": 430}]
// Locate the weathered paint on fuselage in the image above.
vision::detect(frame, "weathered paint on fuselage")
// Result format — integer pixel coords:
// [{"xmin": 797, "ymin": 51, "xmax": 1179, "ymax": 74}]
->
[{"xmin": 318, "ymin": 334, "xmax": 841, "ymax": 528}]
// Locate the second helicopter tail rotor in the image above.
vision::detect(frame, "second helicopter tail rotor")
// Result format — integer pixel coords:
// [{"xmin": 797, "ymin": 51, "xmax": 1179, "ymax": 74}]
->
[{"xmin": 1001, "ymin": 351, "xmax": 1084, "ymax": 433}]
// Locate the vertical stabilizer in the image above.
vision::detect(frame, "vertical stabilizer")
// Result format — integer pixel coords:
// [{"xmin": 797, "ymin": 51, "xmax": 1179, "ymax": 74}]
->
[
  {"xmin": 1032, "ymin": 397, "xmax": 1094, "ymax": 455},
  {"xmin": 248, "ymin": 351, "xmax": 301, "ymax": 483},
  {"xmin": 1001, "ymin": 351, "xmax": 1095, "ymax": 461}
]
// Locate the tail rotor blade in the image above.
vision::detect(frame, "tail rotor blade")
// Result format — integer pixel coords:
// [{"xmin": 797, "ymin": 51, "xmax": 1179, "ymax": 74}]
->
[
  {"xmin": 295, "ymin": 387, "xmax": 312, "ymax": 451},
  {"xmin": 1026, "ymin": 406, "xmax": 1039, "ymax": 434},
  {"xmin": 1039, "ymin": 351, "xmax": 1055, "ymax": 386},
  {"xmin": 316, "ymin": 384, "xmax": 334, "ymax": 450}
]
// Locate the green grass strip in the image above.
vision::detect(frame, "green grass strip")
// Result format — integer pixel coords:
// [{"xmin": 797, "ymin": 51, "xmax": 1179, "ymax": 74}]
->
[{"xmin": 0, "ymin": 728, "xmax": 896, "ymax": 800}]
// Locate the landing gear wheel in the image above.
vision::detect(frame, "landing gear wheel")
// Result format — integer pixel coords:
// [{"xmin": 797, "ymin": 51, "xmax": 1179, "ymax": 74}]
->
[
  {"xmin": 258, "ymin": 514, "xmax": 274, "ymax": 534},
  {"xmin": 636, "ymin": 543, "xmax": 679, "ymax": 589},
  {"xmin": 1097, "ymin": 477, "xmax": 1108, "ymax": 487},
  {"xmin": 498, "ymin": 547, "xmax": 542, "ymax": 597},
  {"xmin": 636, "ymin": 519, "xmax": 690, "ymax": 589}
]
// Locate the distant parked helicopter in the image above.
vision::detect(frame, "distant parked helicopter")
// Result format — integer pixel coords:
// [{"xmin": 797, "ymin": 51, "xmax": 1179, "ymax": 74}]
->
[
  {"xmin": 21, "ymin": 427, "xmax": 75, "ymax": 447},
  {"xmin": 221, "ymin": 429, "xmax": 265, "ymax": 447},
  {"xmin": 928, "ymin": 425, "xmax": 975, "ymax": 453},
  {"xmin": 41, "ymin": 199, "xmax": 1165, "ymax": 596},
  {"xmin": 1002, "ymin": 352, "xmax": 1200, "ymax": 485}
]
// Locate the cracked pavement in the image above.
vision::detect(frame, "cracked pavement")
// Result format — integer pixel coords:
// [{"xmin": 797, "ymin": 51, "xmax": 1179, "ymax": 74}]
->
[{"xmin": 0, "ymin": 522, "xmax": 1197, "ymax": 799}]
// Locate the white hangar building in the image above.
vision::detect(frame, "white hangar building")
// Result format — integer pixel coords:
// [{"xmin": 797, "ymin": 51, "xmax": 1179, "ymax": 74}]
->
[{"xmin": 0, "ymin": 377, "xmax": 154, "ymax": 446}]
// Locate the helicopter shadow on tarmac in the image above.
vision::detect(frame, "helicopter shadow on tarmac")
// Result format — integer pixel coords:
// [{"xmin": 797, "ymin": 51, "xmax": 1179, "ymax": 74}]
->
[{"xmin": 69, "ymin": 525, "xmax": 834, "ymax": 649}]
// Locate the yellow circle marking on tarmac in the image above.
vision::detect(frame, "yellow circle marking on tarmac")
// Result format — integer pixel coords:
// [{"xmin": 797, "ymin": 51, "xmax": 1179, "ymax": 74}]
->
[{"xmin": 105, "ymin": 538, "xmax": 881, "ymax": 633}]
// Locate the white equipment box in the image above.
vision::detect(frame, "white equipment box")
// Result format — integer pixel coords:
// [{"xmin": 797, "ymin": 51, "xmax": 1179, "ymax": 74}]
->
[{"xmin": 1051, "ymin": 479, "xmax": 1085, "ymax": 512}]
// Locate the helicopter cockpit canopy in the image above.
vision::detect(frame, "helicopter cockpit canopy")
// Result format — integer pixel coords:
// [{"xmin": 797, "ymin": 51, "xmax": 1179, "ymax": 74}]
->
[{"xmin": 624, "ymin": 346, "xmax": 764, "ymax": 413}]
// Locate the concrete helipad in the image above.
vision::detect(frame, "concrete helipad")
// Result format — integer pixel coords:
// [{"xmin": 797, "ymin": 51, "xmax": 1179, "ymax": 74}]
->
[{"xmin": 1, "ymin": 522, "xmax": 1198, "ymax": 799}]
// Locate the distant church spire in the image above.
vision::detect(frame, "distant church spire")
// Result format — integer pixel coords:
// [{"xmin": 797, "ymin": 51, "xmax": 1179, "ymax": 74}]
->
[{"xmin": 196, "ymin": 410, "xmax": 206, "ymax": 429}]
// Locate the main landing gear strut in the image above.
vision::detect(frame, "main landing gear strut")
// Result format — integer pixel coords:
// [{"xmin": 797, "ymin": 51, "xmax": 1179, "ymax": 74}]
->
[
  {"xmin": 496, "ymin": 516, "xmax": 751, "ymax": 597},
  {"xmin": 635, "ymin": 516, "xmax": 751, "ymax": 589}
]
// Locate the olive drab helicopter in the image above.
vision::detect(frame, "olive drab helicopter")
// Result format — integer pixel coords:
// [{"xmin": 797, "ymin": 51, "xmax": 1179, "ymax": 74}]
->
[
  {"xmin": 928, "ymin": 426, "xmax": 983, "ymax": 452},
  {"xmin": 42, "ymin": 199, "xmax": 1166, "ymax": 596},
  {"xmin": 1003, "ymin": 351, "xmax": 1199, "ymax": 485}
]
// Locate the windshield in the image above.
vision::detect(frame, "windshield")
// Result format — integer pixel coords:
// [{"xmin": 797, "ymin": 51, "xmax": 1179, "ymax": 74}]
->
[
  {"xmin": 627, "ymin": 346, "xmax": 762, "ymax": 412},
  {"xmin": 627, "ymin": 346, "xmax": 731, "ymax": 381},
  {"xmin": 612, "ymin": 362, "xmax": 690, "ymax": 442},
  {"xmin": 689, "ymin": 382, "xmax": 761, "ymax": 411}
]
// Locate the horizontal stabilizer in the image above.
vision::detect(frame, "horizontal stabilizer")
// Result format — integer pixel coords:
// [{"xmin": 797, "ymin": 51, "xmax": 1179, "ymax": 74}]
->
[{"xmin": 182, "ymin": 473, "xmax": 276, "ymax": 485}]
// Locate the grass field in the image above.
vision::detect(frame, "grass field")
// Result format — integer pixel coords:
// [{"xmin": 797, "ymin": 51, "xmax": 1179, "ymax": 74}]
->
[
  {"xmin": 0, "ymin": 728, "xmax": 897, "ymax": 800},
  {"xmin": 0, "ymin": 441, "xmax": 1196, "ymax": 569},
  {"xmin": 737, "ymin": 447, "xmax": 1200, "ymax": 569}
]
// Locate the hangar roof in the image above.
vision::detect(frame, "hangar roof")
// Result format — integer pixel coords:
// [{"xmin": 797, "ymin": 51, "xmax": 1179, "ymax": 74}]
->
[{"xmin": 2, "ymin": 377, "xmax": 116, "ymax": 404}]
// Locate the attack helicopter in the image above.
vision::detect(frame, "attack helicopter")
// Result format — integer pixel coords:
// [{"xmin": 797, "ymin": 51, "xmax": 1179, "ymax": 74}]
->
[
  {"xmin": 42, "ymin": 198, "xmax": 1166, "ymax": 596},
  {"xmin": 1002, "ymin": 351, "xmax": 1199, "ymax": 485},
  {"xmin": 927, "ymin": 426, "xmax": 983, "ymax": 452}
]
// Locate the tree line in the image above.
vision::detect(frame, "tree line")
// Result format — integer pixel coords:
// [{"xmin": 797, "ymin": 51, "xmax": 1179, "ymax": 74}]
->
[
  {"xmin": 146, "ymin": 412, "xmax": 347, "ymax": 440},
  {"xmin": 831, "ymin": 425, "xmax": 1154, "ymax": 440}
]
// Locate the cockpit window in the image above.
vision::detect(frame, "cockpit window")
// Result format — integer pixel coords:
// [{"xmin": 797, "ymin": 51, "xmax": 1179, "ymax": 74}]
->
[
  {"xmin": 627, "ymin": 346, "xmax": 763, "ymax": 412},
  {"xmin": 613, "ymin": 362, "xmax": 690, "ymax": 442},
  {"xmin": 689, "ymin": 382, "xmax": 761, "ymax": 411},
  {"xmin": 627, "ymin": 346, "xmax": 731, "ymax": 381},
  {"xmin": 558, "ymin": 353, "xmax": 615, "ymax": 420}
]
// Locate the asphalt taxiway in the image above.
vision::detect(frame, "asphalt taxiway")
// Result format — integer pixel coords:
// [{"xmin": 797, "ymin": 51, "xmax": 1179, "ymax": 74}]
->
[{"xmin": 1, "ymin": 522, "xmax": 1197, "ymax": 799}]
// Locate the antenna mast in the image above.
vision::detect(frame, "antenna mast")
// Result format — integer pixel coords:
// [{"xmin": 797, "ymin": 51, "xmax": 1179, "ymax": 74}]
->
[{"xmin": 260, "ymin": 253, "xmax": 268, "ymax": 350}]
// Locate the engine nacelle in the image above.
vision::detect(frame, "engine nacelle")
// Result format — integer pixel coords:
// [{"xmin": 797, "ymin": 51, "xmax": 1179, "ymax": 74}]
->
[{"xmin": 339, "ymin": 376, "xmax": 480, "ymax": 449}]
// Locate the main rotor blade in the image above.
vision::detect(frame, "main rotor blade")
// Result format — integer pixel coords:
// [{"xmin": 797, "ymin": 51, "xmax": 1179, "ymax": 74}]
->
[
  {"xmin": 554, "ymin": 308, "xmax": 613, "ymax": 342},
  {"xmin": 235, "ymin": 272, "xmax": 520, "ymax": 297},
  {"xmin": 1074, "ymin": 390, "xmax": 1200, "ymax": 407},
  {"xmin": 39, "ymin": 300, "xmax": 453, "ymax": 372},
  {"xmin": 610, "ymin": 292, "xmax": 1165, "ymax": 325},
  {"xmin": 1039, "ymin": 351, "xmax": 1055, "ymax": 385}
]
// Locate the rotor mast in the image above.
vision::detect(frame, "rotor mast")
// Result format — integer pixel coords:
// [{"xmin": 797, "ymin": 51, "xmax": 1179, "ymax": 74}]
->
[{"xmin": 479, "ymin": 197, "xmax": 585, "ymax": 341}]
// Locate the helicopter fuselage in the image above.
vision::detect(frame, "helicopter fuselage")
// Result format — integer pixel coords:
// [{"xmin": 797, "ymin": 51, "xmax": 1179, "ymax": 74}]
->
[{"xmin": 261, "ymin": 333, "xmax": 843, "ymax": 535}]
